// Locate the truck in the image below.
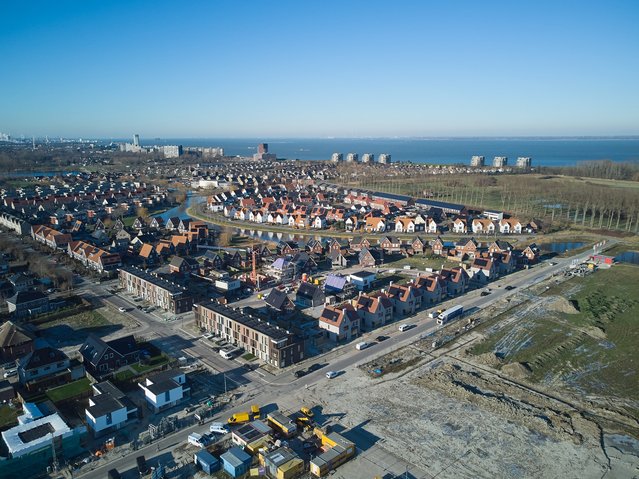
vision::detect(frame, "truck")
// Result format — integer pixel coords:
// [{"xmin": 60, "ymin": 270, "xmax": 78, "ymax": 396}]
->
[
  {"xmin": 437, "ymin": 305, "xmax": 464, "ymax": 325},
  {"xmin": 227, "ymin": 412, "xmax": 251, "ymax": 425}
]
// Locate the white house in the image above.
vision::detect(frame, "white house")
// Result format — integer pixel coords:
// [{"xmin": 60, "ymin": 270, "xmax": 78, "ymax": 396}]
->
[
  {"xmin": 85, "ymin": 381, "xmax": 137, "ymax": 436},
  {"xmin": 395, "ymin": 217, "xmax": 416, "ymax": 233},
  {"xmin": 313, "ymin": 216, "xmax": 327, "ymax": 229},
  {"xmin": 426, "ymin": 218, "xmax": 439, "ymax": 234},
  {"xmin": 472, "ymin": 219, "xmax": 496, "ymax": 234},
  {"xmin": 499, "ymin": 218, "xmax": 522, "ymax": 234},
  {"xmin": 452, "ymin": 218, "xmax": 467, "ymax": 234},
  {"xmin": 138, "ymin": 369, "xmax": 189, "ymax": 413}
]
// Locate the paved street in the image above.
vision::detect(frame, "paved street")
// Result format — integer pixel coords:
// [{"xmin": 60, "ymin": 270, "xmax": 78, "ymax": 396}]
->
[{"xmin": 73, "ymin": 243, "xmax": 608, "ymax": 478}]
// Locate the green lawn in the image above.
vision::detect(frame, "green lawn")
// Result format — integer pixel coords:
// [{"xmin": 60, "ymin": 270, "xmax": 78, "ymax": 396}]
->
[
  {"xmin": 0, "ymin": 404, "xmax": 20, "ymax": 429},
  {"xmin": 470, "ymin": 265, "xmax": 639, "ymax": 413},
  {"xmin": 46, "ymin": 378, "xmax": 92, "ymax": 403},
  {"xmin": 130, "ymin": 354, "xmax": 170, "ymax": 374}
]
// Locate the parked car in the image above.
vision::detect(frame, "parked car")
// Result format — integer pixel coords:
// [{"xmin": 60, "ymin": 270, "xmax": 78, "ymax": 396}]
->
[
  {"xmin": 505, "ymin": 285, "xmax": 516, "ymax": 291},
  {"xmin": 480, "ymin": 291, "xmax": 491, "ymax": 296},
  {"xmin": 355, "ymin": 341, "xmax": 371, "ymax": 350},
  {"xmin": 294, "ymin": 370, "xmax": 307, "ymax": 378},
  {"xmin": 118, "ymin": 307, "xmax": 127, "ymax": 312},
  {"xmin": 398, "ymin": 324, "xmax": 414, "ymax": 332},
  {"xmin": 375, "ymin": 335, "xmax": 389, "ymax": 342},
  {"xmin": 308, "ymin": 363, "xmax": 324, "ymax": 372},
  {"xmin": 3, "ymin": 369, "xmax": 17, "ymax": 378},
  {"xmin": 325, "ymin": 371, "xmax": 338, "ymax": 379}
]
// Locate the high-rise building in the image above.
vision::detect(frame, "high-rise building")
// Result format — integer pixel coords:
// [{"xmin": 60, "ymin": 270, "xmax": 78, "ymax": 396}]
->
[
  {"xmin": 493, "ymin": 156, "xmax": 508, "ymax": 167},
  {"xmin": 378, "ymin": 154, "xmax": 391, "ymax": 164},
  {"xmin": 133, "ymin": 134, "xmax": 140, "ymax": 147},
  {"xmin": 516, "ymin": 157, "xmax": 532, "ymax": 168},
  {"xmin": 254, "ymin": 143, "xmax": 276, "ymax": 161},
  {"xmin": 346, "ymin": 153, "xmax": 359, "ymax": 163},
  {"xmin": 163, "ymin": 145, "xmax": 183, "ymax": 158},
  {"xmin": 331, "ymin": 153, "xmax": 343, "ymax": 162},
  {"xmin": 471, "ymin": 155, "xmax": 485, "ymax": 167},
  {"xmin": 361, "ymin": 153, "xmax": 374, "ymax": 163}
]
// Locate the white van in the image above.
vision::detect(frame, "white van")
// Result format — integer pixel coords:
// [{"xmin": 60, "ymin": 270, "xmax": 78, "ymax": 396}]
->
[
  {"xmin": 355, "ymin": 341, "xmax": 370, "ymax": 350},
  {"xmin": 219, "ymin": 348, "xmax": 235, "ymax": 360},
  {"xmin": 209, "ymin": 422, "xmax": 229, "ymax": 435},
  {"xmin": 398, "ymin": 324, "xmax": 413, "ymax": 332},
  {"xmin": 188, "ymin": 432, "xmax": 208, "ymax": 448}
]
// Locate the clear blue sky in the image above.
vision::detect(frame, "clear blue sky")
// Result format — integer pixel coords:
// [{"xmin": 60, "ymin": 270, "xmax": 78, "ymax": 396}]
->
[{"xmin": 1, "ymin": 0, "xmax": 638, "ymax": 138}]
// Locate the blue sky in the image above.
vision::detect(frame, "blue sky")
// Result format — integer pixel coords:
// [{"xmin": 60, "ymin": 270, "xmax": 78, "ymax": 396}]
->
[{"xmin": 1, "ymin": 1, "xmax": 638, "ymax": 138}]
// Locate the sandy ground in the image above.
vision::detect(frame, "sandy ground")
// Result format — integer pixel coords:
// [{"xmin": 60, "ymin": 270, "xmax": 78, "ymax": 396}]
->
[{"xmin": 290, "ymin": 357, "xmax": 639, "ymax": 479}]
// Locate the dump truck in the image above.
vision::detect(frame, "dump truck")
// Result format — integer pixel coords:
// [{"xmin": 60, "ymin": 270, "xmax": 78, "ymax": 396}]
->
[{"xmin": 227, "ymin": 412, "xmax": 251, "ymax": 425}]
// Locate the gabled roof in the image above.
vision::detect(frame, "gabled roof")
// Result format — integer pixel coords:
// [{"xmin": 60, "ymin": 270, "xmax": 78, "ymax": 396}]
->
[
  {"xmin": 296, "ymin": 282, "xmax": 324, "ymax": 301},
  {"xmin": 0, "ymin": 321, "xmax": 34, "ymax": 348},
  {"xmin": 264, "ymin": 289, "xmax": 294, "ymax": 311},
  {"xmin": 18, "ymin": 346, "xmax": 68, "ymax": 371},
  {"xmin": 7, "ymin": 290, "xmax": 47, "ymax": 305}
]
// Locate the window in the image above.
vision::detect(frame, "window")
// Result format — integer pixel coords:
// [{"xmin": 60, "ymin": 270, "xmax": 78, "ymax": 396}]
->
[
  {"xmin": 106, "ymin": 412, "xmax": 112, "ymax": 425},
  {"xmin": 164, "ymin": 391, "xmax": 170, "ymax": 402}
]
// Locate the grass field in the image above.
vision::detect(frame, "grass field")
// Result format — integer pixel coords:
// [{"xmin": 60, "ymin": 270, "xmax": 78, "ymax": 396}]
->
[
  {"xmin": 46, "ymin": 378, "xmax": 92, "ymax": 403},
  {"xmin": 470, "ymin": 264, "xmax": 639, "ymax": 415},
  {"xmin": 0, "ymin": 404, "xmax": 20, "ymax": 429}
]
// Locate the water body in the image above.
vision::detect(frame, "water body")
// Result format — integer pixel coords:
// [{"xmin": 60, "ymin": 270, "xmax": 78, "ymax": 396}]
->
[
  {"xmin": 614, "ymin": 251, "xmax": 639, "ymax": 265},
  {"xmin": 155, "ymin": 193, "xmax": 204, "ymax": 222},
  {"xmin": 147, "ymin": 137, "xmax": 639, "ymax": 167},
  {"xmin": 541, "ymin": 242, "xmax": 587, "ymax": 253}
]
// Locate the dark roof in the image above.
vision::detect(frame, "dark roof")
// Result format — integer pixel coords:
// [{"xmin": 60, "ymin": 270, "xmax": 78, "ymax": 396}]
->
[
  {"xmin": 7, "ymin": 290, "xmax": 48, "ymax": 305},
  {"xmin": 198, "ymin": 301, "xmax": 291, "ymax": 341},
  {"xmin": 371, "ymin": 191, "xmax": 412, "ymax": 203},
  {"xmin": 0, "ymin": 321, "xmax": 34, "ymax": 348},
  {"xmin": 18, "ymin": 346, "xmax": 68, "ymax": 371},
  {"xmin": 415, "ymin": 198, "xmax": 465, "ymax": 212},
  {"xmin": 296, "ymin": 282, "xmax": 324, "ymax": 301},
  {"xmin": 264, "ymin": 289, "xmax": 293, "ymax": 311},
  {"xmin": 79, "ymin": 335, "xmax": 108, "ymax": 366},
  {"xmin": 107, "ymin": 335, "xmax": 138, "ymax": 357},
  {"xmin": 118, "ymin": 266, "xmax": 188, "ymax": 296}
]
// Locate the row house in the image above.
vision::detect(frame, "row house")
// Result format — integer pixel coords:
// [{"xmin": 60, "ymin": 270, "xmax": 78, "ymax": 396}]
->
[
  {"xmin": 353, "ymin": 293, "xmax": 393, "ymax": 330},
  {"xmin": 364, "ymin": 217, "xmax": 386, "ymax": 233},
  {"xmin": 31, "ymin": 225, "xmax": 72, "ymax": 250},
  {"xmin": 413, "ymin": 275, "xmax": 445, "ymax": 305},
  {"xmin": 468, "ymin": 257, "xmax": 498, "ymax": 283},
  {"xmin": 452, "ymin": 218, "xmax": 468, "ymax": 234},
  {"xmin": 439, "ymin": 267, "xmax": 470, "ymax": 296},
  {"xmin": 387, "ymin": 284, "xmax": 422, "ymax": 316},
  {"xmin": 195, "ymin": 301, "xmax": 304, "ymax": 368},
  {"xmin": 118, "ymin": 266, "xmax": 193, "ymax": 313},
  {"xmin": 67, "ymin": 241, "xmax": 121, "ymax": 274},
  {"xmin": 318, "ymin": 304, "xmax": 361, "ymax": 342}
]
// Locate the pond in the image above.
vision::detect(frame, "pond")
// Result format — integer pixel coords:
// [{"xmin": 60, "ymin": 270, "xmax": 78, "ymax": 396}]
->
[
  {"xmin": 541, "ymin": 242, "xmax": 587, "ymax": 253},
  {"xmin": 614, "ymin": 251, "xmax": 639, "ymax": 265}
]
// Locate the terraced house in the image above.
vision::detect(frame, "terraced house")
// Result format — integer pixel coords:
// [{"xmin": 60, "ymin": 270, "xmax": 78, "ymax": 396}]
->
[
  {"xmin": 194, "ymin": 301, "xmax": 304, "ymax": 368},
  {"xmin": 118, "ymin": 266, "xmax": 193, "ymax": 313}
]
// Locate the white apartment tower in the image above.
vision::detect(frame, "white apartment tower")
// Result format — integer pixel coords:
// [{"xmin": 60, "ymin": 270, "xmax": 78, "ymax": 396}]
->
[
  {"xmin": 471, "ymin": 155, "xmax": 485, "ymax": 167},
  {"xmin": 346, "ymin": 153, "xmax": 359, "ymax": 163},
  {"xmin": 378, "ymin": 154, "xmax": 391, "ymax": 164},
  {"xmin": 331, "ymin": 153, "xmax": 343, "ymax": 162},
  {"xmin": 516, "ymin": 157, "xmax": 532, "ymax": 168},
  {"xmin": 493, "ymin": 156, "xmax": 508, "ymax": 167}
]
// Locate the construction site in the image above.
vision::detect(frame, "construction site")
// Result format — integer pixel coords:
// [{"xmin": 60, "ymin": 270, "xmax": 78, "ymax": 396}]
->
[{"xmin": 286, "ymin": 262, "xmax": 639, "ymax": 478}]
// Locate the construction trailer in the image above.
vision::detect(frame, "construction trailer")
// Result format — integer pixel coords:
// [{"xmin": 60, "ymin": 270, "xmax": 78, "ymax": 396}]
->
[
  {"xmin": 267, "ymin": 411, "xmax": 298, "ymax": 438},
  {"xmin": 310, "ymin": 430, "xmax": 356, "ymax": 477}
]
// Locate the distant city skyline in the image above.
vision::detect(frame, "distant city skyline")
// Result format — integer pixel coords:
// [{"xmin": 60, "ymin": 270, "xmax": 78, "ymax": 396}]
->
[{"xmin": 1, "ymin": 1, "xmax": 638, "ymax": 138}]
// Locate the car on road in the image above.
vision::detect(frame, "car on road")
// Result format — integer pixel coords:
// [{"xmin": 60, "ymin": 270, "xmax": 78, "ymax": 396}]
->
[
  {"xmin": 355, "ymin": 341, "xmax": 371, "ymax": 350},
  {"xmin": 308, "ymin": 363, "xmax": 324, "ymax": 372},
  {"xmin": 118, "ymin": 307, "xmax": 127, "ymax": 312},
  {"xmin": 398, "ymin": 324, "xmax": 413, "ymax": 332},
  {"xmin": 294, "ymin": 370, "xmax": 307, "ymax": 378},
  {"xmin": 375, "ymin": 335, "xmax": 389, "ymax": 342},
  {"xmin": 209, "ymin": 423, "xmax": 229, "ymax": 435},
  {"xmin": 480, "ymin": 291, "xmax": 491, "ymax": 296},
  {"xmin": 325, "ymin": 371, "xmax": 338, "ymax": 379},
  {"xmin": 505, "ymin": 285, "xmax": 516, "ymax": 291}
]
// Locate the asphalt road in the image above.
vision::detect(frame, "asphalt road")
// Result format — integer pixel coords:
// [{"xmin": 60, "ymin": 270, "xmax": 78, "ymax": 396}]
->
[{"xmin": 74, "ymin": 243, "xmax": 608, "ymax": 478}]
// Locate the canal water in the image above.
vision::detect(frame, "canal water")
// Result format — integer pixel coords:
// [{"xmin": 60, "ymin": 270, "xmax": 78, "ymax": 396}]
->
[
  {"xmin": 541, "ymin": 242, "xmax": 587, "ymax": 254},
  {"xmin": 614, "ymin": 251, "xmax": 639, "ymax": 265}
]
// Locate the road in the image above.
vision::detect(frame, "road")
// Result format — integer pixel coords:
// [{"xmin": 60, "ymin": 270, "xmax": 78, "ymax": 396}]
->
[{"xmin": 74, "ymin": 242, "xmax": 608, "ymax": 478}]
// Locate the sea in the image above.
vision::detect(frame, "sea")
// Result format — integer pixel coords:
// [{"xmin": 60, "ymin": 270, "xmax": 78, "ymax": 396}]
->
[{"xmin": 147, "ymin": 137, "xmax": 639, "ymax": 167}]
